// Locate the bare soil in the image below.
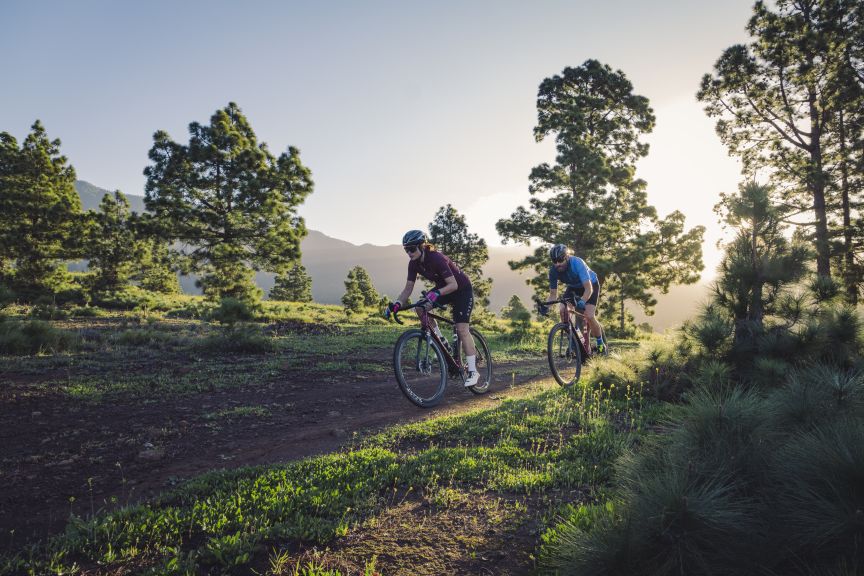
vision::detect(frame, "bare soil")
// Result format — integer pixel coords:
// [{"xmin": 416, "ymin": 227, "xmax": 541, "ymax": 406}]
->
[{"xmin": 0, "ymin": 328, "xmax": 549, "ymax": 570}]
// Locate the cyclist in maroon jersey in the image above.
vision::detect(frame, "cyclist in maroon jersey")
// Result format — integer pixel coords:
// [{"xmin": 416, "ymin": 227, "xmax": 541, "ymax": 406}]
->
[{"xmin": 384, "ymin": 230, "xmax": 480, "ymax": 387}]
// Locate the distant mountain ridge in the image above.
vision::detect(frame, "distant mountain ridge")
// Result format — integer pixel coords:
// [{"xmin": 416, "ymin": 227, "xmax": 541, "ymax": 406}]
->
[
  {"xmin": 74, "ymin": 181, "xmax": 708, "ymax": 331},
  {"xmin": 76, "ymin": 180, "xmax": 146, "ymax": 213}
]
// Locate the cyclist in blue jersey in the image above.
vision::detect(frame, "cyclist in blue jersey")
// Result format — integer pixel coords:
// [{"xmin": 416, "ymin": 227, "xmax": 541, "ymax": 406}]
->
[{"xmin": 540, "ymin": 244, "xmax": 606, "ymax": 353}]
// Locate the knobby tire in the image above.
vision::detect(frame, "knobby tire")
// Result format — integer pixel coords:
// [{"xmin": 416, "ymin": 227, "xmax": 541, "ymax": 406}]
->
[
  {"xmin": 393, "ymin": 329, "xmax": 447, "ymax": 407},
  {"xmin": 547, "ymin": 322, "xmax": 582, "ymax": 387}
]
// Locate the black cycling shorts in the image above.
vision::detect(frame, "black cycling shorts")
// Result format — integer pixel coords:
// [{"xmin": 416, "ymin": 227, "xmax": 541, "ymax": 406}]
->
[
  {"xmin": 437, "ymin": 286, "xmax": 474, "ymax": 324},
  {"xmin": 564, "ymin": 282, "xmax": 600, "ymax": 307}
]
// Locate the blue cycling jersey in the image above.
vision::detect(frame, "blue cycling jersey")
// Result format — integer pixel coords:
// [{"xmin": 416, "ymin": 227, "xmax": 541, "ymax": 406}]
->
[{"xmin": 549, "ymin": 256, "xmax": 599, "ymax": 290}]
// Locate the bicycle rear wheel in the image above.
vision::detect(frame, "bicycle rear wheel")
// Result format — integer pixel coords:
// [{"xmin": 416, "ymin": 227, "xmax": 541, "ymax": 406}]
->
[
  {"xmin": 466, "ymin": 328, "xmax": 492, "ymax": 394},
  {"xmin": 393, "ymin": 329, "xmax": 447, "ymax": 407},
  {"xmin": 547, "ymin": 322, "xmax": 581, "ymax": 387}
]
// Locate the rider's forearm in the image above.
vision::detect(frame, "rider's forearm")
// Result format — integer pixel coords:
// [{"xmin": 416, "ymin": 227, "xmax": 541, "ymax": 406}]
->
[
  {"xmin": 582, "ymin": 281, "xmax": 592, "ymax": 302},
  {"xmin": 437, "ymin": 276, "xmax": 458, "ymax": 296},
  {"xmin": 396, "ymin": 285, "xmax": 412, "ymax": 304}
]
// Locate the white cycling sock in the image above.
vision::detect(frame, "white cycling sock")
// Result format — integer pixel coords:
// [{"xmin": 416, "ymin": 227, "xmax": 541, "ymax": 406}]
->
[{"xmin": 467, "ymin": 355, "xmax": 477, "ymax": 372}]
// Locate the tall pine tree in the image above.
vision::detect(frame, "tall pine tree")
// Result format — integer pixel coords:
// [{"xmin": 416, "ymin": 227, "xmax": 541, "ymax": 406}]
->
[
  {"xmin": 143, "ymin": 102, "xmax": 313, "ymax": 302},
  {"xmin": 428, "ymin": 204, "xmax": 492, "ymax": 308},
  {"xmin": 0, "ymin": 121, "xmax": 82, "ymax": 299},
  {"xmin": 496, "ymin": 61, "xmax": 704, "ymax": 333},
  {"xmin": 697, "ymin": 0, "xmax": 864, "ymax": 281}
]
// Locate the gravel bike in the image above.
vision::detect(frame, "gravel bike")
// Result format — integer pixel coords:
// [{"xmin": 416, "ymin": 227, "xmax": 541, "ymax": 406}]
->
[
  {"xmin": 536, "ymin": 295, "xmax": 610, "ymax": 387},
  {"xmin": 390, "ymin": 297, "xmax": 492, "ymax": 407}
]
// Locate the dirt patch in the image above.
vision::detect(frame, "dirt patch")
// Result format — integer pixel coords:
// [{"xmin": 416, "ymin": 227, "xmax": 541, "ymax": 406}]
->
[
  {"xmin": 277, "ymin": 491, "xmax": 540, "ymax": 576},
  {"xmin": 0, "ymin": 346, "xmax": 550, "ymax": 556}
]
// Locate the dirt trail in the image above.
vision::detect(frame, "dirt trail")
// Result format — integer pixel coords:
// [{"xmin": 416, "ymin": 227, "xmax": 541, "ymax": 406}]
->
[{"xmin": 0, "ymin": 354, "xmax": 550, "ymax": 552}]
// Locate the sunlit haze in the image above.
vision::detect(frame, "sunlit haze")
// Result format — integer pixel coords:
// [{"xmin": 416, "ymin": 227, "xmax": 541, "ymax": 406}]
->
[{"xmin": 2, "ymin": 0, "xmax": 752, "ymax": 279}]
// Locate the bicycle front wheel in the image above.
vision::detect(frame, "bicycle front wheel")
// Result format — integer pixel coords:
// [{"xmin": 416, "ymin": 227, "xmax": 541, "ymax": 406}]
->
[
  {"xmin": 393, "ymin": 329, "xmax": 448, "ymax": 407},
  {"xmin": 547, "ymin": 322, "xmax": 581, "ymax": 387},
  {"xmin": 466, "ymin": 328, "xmax": 492, "ymax": 395}
]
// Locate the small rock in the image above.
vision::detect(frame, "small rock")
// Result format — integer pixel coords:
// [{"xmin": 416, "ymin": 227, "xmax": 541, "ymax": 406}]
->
[
  {"xmin": 138, "ymin": 449, "xmax": 165, "ymax": 461},
  {"xmin": 331, "ymin": 428, "xmax": 347, "ymax": 437},
  {"xmin": 31, "ymin": 411, "xmax": 42, "ymax": 417}
]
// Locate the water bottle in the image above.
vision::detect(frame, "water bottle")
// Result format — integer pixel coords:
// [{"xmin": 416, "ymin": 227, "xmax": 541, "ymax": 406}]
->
[{"xmin": 452, "ymin": 331, "xmax": 460, "ymax": 362}]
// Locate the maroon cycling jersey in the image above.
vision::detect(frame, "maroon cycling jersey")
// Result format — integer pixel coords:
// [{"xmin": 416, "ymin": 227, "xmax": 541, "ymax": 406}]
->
[{"xmin": 408, "ymin": 249, "xmax": 471, "ymax": 291}]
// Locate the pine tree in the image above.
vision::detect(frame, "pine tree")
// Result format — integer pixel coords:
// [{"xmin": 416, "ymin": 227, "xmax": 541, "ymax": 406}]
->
[
  {"xmin": 84, "ymin": 191, "xmax": 141, "ymax": 292},
  {"xmin": 713, "ymin": 182, "xmax": 811, "ymax": 350},
  {"xmin": 697, "ymin": 0, "xmax": 864, "ymax": 280},
  {"xmin": 353, "ymin": 266, "xmax": 379, "ymax": 306},
  {"xmin": 270, "ymin": 263, "xmax": 313, "ymax": 302},
  {"xmin": 502, "ymin": 294, "xmax": 532, "ymax": 338},
  {"xmin": 428, "ymin": 204, "xmax": 492, "ymax": 308},
  {"xmin": 342, "ymin": 268, "xmax": 364, "ymax": 312},
  {"xmin": 0, "ymin": 121, "xmax": 82, "ymax": 299},
  {"xmin": 143, "ymin": 102, "xmax": 313, "ymax": 302},
  {"xmin": 496, "ymin": 61, "xmax": 703, "ymax": 332},
  {"xmin": 136, "ymin": 238, "xmax": 181, "ymax": 294},
  {"xmin": 342, "ymin": 266, "xmax": 379, "ymax": 311}
]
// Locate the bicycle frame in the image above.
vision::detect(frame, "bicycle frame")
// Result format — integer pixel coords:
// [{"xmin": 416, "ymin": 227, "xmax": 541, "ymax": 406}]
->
[
  {"xmin": 540, "ymin": 296, "xmax": 593, "ymax": 360},
  {"xmin": 394, "ymin": 303, "xmax": 465, "ymax": 377}
]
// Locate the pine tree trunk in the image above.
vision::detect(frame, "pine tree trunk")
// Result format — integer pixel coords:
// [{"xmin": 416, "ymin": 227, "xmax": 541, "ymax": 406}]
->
[
  {"xmin": 838, "ymin": 111, "xmax": 857, "ymax": 304},
  {"xmin": 809, "ymin": 89, "xmax": 832, "ymax": 279},
  {"xmin": 619, "ymin": 293, "xmax": 625, "ymax": 335}
]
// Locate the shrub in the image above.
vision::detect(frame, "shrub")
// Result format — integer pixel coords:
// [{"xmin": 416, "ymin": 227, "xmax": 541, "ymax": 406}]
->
[
  {"xmin": 637, "ymin": 337, "xmax": 693, "ymax": 400},
  {"xmin": 196, "ymin": 324, "xmax": 275, "ymax": 354},
  {"xmin": 92, "ymin": 285, "xmax": 158, "ymax": 310},
  {"xmin": 767, "ymin": 417, "xmax": 864, "ymax": 570},
  {"xmin": 584, "ymin": 357, "xmax": 638, "ymax": 400},
  {"xmin": 165, "ymin": 299, "xmax": 215, "ymax": 319},
  {"xmin": 69, "ymin": 305, "xmax": 105, "ymax": 318},
  {"xmin": 111, "ymin": 328, "xmax": 180, "ymax": 348},
  {"xmin": 543, "ymin": 362, "xmax": 864, "ymax": 575},
  {"xmin": 0, "ymin": 320, "xmax": 78, "ymax": 355},
  {"xmin": 28, "ymin": 303, "xmax": 68, "ymax": 320},
  {"xmin": 0, "ymin": 283, "xmax": 16, "ymax": 309},
  {"xmin": 685, "ymin": 304, "xmax": 733, "ymax": 353},
  {"xmin": 690, "ymin": 359, "xmax": 733, "ymax": 394},
  {"xmin": 208, "ymin": 297, "xmax": 261, "ymax": 324}
]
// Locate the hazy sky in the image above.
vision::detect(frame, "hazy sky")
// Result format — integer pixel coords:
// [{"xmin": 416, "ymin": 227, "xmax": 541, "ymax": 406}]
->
[{"xmin": 2, "ymin": 0, "xmax": 754, "ymax": 277}]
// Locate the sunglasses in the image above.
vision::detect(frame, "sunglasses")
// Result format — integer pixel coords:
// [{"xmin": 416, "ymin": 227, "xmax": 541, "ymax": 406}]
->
[
  {"xmin": 404, "ymin": 245, "xmax": 419, "ymax": 254},
  {"xmin": 553, "ymin": 257, "xmax": 567, "ymax": 264}
]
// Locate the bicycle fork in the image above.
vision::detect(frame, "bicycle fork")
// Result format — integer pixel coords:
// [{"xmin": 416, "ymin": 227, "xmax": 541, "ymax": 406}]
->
[{"xmin": 414, "ymin": 332, "xmax": 436, "ymax": 375}]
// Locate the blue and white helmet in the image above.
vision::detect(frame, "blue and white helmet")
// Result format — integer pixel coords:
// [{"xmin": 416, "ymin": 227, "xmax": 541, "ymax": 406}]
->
[{"xmin": 549, "ymin": 244, "xmax": 569, "ymax": 262}]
